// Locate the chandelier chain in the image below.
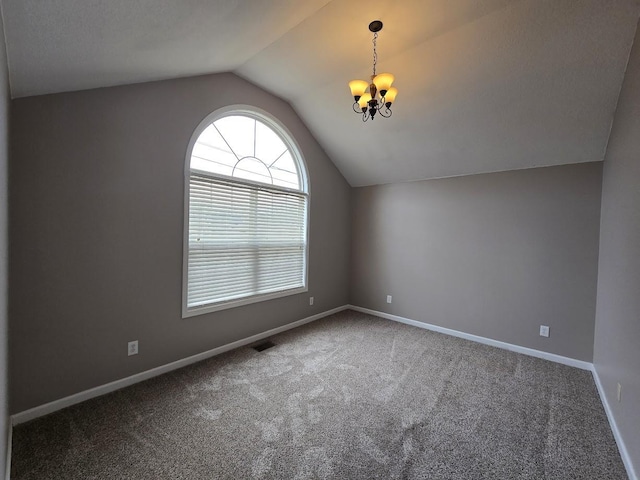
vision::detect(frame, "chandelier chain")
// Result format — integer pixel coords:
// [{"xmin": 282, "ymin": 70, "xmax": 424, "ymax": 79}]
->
[{"xmin": 372, "ymin": 32, "xmax": 378, "ymax": 76}]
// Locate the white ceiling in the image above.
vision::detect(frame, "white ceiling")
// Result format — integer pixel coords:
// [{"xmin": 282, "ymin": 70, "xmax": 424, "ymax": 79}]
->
[{"xmin": 3, "ymin": 0, "xmax": 639, "ymax": 186}]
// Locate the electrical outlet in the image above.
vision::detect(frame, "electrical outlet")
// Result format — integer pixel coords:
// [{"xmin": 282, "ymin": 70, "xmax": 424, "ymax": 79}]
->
[
  {"xmin": 309, "ymin": 296, "xmax": 314, "ymax": 306},
  {"xmin": 386, "ymin": 295, "xmax": 392, "ymax": 304},
  {"xmin": 617, "ymin": 383, "xmax": 622, "ymax": 402},
  {"xmin": 128, "ymin": 340, "xmax": 139, "ymax": 356},
  {"xmin": 539, "ymin": 325, "xmax": 550, "ymax": 337}
]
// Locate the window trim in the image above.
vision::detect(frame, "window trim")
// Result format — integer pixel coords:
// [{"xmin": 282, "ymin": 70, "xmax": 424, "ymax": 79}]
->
[{"xmin": 182, "ymin": 105, "xmax": 310, "ymax": 318}]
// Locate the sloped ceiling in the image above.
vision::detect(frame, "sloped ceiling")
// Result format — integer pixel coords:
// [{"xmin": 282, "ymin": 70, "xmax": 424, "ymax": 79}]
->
[{"xmin": 3, "ymin": 0, "xmax": 639, "ymax": 186}]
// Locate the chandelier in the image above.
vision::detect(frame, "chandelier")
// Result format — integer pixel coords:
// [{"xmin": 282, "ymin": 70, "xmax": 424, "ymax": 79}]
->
[{"xmin": 349, "ymin": 20, "xmax": 398, "ymax": 121}]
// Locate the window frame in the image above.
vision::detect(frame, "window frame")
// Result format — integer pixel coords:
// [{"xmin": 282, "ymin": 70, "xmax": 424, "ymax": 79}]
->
[{"xmin": 182, "ymin": 105, "xmax": 310, "ymax": 318}]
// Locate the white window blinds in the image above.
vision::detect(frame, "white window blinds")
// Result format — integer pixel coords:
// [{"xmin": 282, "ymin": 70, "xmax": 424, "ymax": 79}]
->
[{"xmin": 187, "ymin": 172, "xmax": 307, "ymax": 310}]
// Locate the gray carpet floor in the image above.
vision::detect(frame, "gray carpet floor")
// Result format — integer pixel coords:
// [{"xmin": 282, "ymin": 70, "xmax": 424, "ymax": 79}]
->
[{"xmin": 11, "ymin": 310, "xmax": 627, "ymax": 479}]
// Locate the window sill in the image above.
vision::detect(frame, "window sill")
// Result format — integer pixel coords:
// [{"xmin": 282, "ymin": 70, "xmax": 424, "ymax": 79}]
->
[{"xmin": 182, "ymin": 286, "xmax": 308, "ymax": 318}]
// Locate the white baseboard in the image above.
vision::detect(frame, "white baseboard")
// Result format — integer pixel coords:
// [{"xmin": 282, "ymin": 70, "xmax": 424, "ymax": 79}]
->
[
  {"xmin": 11, "ymin": 305, "xmax": 348, "ymax": 426},
  {"xmin": 348, "ymin": 305, "xmax": 593, "ymax": 370},
  {"xmin": 591, "ymin": 367, "xmax": 637, "ymax": 480},
  {"xmin": 5, "ymin": 419, "xmax": 11, "ymax": 480}
]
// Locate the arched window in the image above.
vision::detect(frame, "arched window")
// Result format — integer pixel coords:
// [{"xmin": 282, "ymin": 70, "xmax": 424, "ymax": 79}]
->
[{"xmin": 183, "ymin": 107, "xmax": 309, "ymax": 317}]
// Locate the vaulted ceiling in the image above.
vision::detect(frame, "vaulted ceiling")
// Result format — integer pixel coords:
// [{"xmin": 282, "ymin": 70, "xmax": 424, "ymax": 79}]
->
[{"xmin": 3, "ymin": 0, "xmax": 639, "ymax": 186}]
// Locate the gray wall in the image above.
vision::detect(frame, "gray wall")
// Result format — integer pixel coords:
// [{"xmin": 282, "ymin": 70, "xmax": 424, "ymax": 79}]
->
[
  {"xmin": 0, "ymin": 14, "xmax": 9, "ymax": 477},
  {"xmin": 594, "ymin": 20, "xmax": 640, "ymax": 475},
  {"xmin": 9, "ymin": 73, "xmax": 351, "ymax": 413},
  {"xmin": 351, "ymin": 163, "xmax": 602, "ymax": 361}
]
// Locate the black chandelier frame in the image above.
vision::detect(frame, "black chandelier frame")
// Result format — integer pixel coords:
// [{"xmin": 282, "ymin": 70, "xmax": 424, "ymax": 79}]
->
[{"xmin": 351, "ymin": 20, "xmax": 394, "ymax": 122}]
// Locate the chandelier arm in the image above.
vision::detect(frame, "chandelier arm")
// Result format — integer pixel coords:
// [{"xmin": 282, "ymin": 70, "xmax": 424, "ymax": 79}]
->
[
  {"xmin": 352, "ymin": 102, "xmax": 362, "ymax": 114},
  {"xmin": 378, "ymin": 107, "xmax": 392, "ymax": 118}
]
